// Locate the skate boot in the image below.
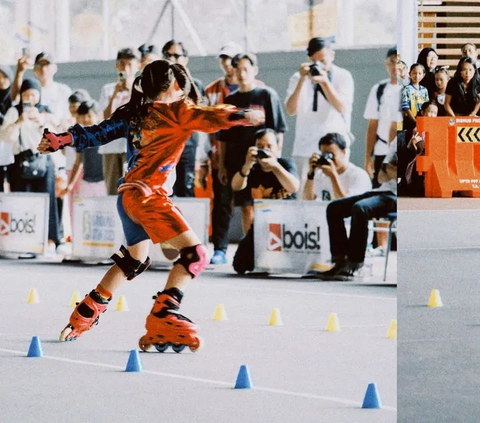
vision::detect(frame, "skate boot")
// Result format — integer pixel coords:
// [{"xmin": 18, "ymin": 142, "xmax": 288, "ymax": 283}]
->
[
  {"xmin": 59, "ymin": 290, "xmax": 110, "ymax": 341},
  {"xmin": 138, "ymin": 288, "xmax": 203, "ymax": 353}
]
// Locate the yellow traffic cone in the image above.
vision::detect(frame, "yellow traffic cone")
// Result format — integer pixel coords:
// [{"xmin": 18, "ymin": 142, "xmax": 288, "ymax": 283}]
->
[
  {"xmin": 386, "ymin": 319, "xmax": 397, "ymax": 339},
  {"xmin": 325, "ymin": 313, "xmax": 341, "ymax": 332},
  {"xmin": 427, "ymin": 289, "xmax": 443, "ymax": 307},
  {"xmin": 115, "ymin": 295, "xmax": 129, "ymax": 311},
  {"xmin": 213, "ymin": 304, "xmax": 228, "ymax": 321},
  {"xmin": 69, "ymin": 291, "xmax": 81, "ymax": 308},
  {"xmin": 27, "ymin": 288, "xmax": 39, "ymax": 304},
  {"xmin": 268, "ymin": 308, "xmax": 283, "ymax": 326}
]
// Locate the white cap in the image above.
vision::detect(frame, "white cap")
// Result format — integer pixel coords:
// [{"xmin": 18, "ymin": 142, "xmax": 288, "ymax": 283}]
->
[{"xmin": 218, "ymin": 42, "xmax": 243, "ymax": 58}]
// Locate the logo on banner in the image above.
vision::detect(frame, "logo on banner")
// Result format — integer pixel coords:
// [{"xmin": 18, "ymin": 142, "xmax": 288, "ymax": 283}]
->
[
  {"xmin": 0, "ymin": 211, "xmax": 36, "ymax": 236},
  {"xmin": 82, "ymin": 211, "xmax": 116, "ymax": 245},
  {"xmin": 267, "ymin": 223, "xmax": 321, "ymax": 252}
]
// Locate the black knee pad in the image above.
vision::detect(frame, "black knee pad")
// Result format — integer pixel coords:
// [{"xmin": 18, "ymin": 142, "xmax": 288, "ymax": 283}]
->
[
  {"xmin": 174, "ymin": 244, "xmax": 209, "ymax": 278},
  {"xmin": 111, "ymin": 245, "xmax": 152, "ymax": 280}
]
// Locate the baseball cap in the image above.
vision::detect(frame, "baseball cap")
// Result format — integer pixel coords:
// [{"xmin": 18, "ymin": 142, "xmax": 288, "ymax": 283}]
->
[
  {"xmin": 218, "ymin": 42, "xmax": 243, "ymax": 59},
  {"xmin": 0, "ymin": 64, "xmax": 13, "ymax": 81},
  {"xmin": 231, "ymin": 52, "xmax": 257, "ymax": 68},
  {"xmin": 34, "ymin": 52, "xmax": 55, "ymax": 66}
]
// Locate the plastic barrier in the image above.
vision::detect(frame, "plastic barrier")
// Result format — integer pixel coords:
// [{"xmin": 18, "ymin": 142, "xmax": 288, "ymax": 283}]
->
[
  {"xmin": 416, "ymin": 116, "xmax": 480, "ymax": 197},
  {"xmin": 253, "ymin": 199, "xmax": 330, "ymax": 274},
  {"xmin": 0, "ymin": 193, "xmax": 49, "ymax": 255}
]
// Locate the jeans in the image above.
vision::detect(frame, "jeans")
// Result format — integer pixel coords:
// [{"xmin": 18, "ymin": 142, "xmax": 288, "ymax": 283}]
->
[
  {"xmin": 326, "ymin": 191, "xmax": 397, "ymax": 264},
  {"xmin": 211, "ymin": 168, "xmax": 233, "ymax": 252}
]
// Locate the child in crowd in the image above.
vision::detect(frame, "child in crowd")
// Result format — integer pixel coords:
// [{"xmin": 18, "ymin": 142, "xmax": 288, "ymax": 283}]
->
[
  {"xmin": 397, "ymin": 60, "xmax": 410, "ymax": 87},
  {"xmin": 38, "ymin": 60, "xmax": 264, "ymax": 351},
  {"xmin": 445, "ymin": 57, "xmax": 480, "ymax": 117},
  {"xmin": 401, "ymin": 63, "xmax": 429, "ymax": 134},
  {"xmin": 432, "ymin": 66, "xmax": 450, "ymax": 116}
]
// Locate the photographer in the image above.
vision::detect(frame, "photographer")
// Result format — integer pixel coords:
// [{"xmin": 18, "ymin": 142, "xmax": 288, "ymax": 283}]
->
[
  {"xmin": 285, "ymin": 37, "xmax": 354, "ymax": 186},
  {"xmin": 231, "ymin": 129, "xmax": 299, "ymax": 274},
  {"xmin": 303, "ymin": 132, "xmax": 371, "ymax": 202}
]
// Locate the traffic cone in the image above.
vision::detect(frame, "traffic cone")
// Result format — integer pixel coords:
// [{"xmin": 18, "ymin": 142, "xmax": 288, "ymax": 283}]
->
[
  {"xmin": 27, "ymin": 288, "xmax": 39, "ymax": 304},
  {"xmin": 27, "ymin": 336, "xmax": 43, "ymax": 358},
  {"xmin": 69, "ymin": 291, "xmax": 81, "ymax": 307},
  {"xmin": 213, "ymin": 304, "xmax": 228, "ymax": 321},
  {"xmin": 325, "ymin": 313, "xmax": 341, "ymax": 332},
  {"xmin": 362, "ymin": 382, "xmax": 382, "ymax": 409},
  {"xmin": 234, "ymin": 364, "xmax": 253, "ymax": 389},
  {"xmin": 268, "ymin": 308, "xmax": 283, "ymax": 326},
  {"xmin": 386, "ymin": 319, "xmax": 397, "ymax": 339},
  {"xmin": 125, "ymin": 349, "xmax": 143, "ymax": 372},
  {"xmin": 427, "ymin": 289, "xmax": 443, "ymax": 307},
  {"xmin": 115, "ymin": 295, "xmax": 129, "ymax": 312}
]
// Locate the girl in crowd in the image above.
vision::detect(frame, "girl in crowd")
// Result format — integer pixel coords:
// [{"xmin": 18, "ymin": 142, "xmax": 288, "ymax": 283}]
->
[
  {"xmin": 444, "ymin": 57, "xmax": 480, "ymax": 117},
  {"xmin": 38, "ymin": 60, "xmax": 264, "ymax": 352},
  {"xmin": 417, "ymin": 47, "xmax": 439, "ymax": 99},
  {"xmin": 432, "ymin": 66, "xmax": 450, "ymax": 116}
]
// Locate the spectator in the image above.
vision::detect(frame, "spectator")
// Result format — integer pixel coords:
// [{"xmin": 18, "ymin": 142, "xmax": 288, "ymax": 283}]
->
[
  {"xmin": 162, "ymin": 39, "xmax": 206, "ymax": 197},
  {"xmin": 0, "ymin": 64, "xmax": 14, "ymax": 191},
  {"xmin": 285, "ymin": 36, "xmax": 354, "ymax": 186},
  {"xmin": 397, "ymin": 60, "xmax": 410, "ymax": 87},
  {"xmin": 303, "ymin": 132, "xmax": 371, "ymax": 202},
  {"xmin": 417, "ymin": 47, "xmax": 438, "ymax": 99},
  {"xmin": 98, "ymin": 48, "xmax": 139, "ymax": 195},
  {"xmin": 460, "ymin": 43, "xmax": 480, "ymax": 70},
  {"xmin": 432, "ymin": 66, "xmax": 450, "ymax": 116},
  {"xmin": 364, "ymin": 46, "xmax": 402, "ymax": 187},
  {"xmin": 0, "ymin": 79, "xmax": 61, "ymax": 251},
  {"xmin": 138, "ymin": 44, "xmax": 159, "ymax": 70},
  {"xmin": 319, "ymin": 139, "xmax": 397, "ymax": 280},
  {"xmin": 62, "ymin": 100, "xmax": 106, "ymax": 198},
  {"xmin": 401, "ymin": 63, "xmax": 429, "ymax": 133},
  {"xmin": 231, "ymin": 129, "xmax": 299, "ymax": 274},
  {"xmin": 444, "ymin": 57, "xmax": 480, "ymax": 117},
  {"xmin": 218, "ymin": 53, "xmax": 287, "ymax": 234},
  {"xmin": 204, "ymin": 41, "xmax": 243, "ymax": 265}
]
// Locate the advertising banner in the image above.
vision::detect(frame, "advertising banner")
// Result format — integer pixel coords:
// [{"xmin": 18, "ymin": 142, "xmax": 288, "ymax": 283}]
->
[
  {"xmin": 253, "ymin": 200, "xmax": 330, "ymax": 274},
  {"xmin": 0, "ymin": 193, "xmax": 49, "ymax": 255},
  {"xmin": 72, "ymin": 196, "xmax": 124, "ymax": 261}
]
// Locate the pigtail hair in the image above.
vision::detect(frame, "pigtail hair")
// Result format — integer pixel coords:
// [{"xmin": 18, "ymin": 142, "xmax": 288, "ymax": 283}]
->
[{"xmin": 170, "ymin": 63, "xmax": 201, "ymax": 105}]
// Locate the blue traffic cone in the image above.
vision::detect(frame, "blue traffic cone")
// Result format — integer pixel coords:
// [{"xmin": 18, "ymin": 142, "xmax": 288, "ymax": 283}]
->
[
  {"xmin": 234, "ymin": 364, "xmax": 253, "ymax": 389},
  {"xmin": 125, "ymin": 349, "xmax": 143, "ymax": 372},
  {"xmin": 27, "ymin": 336, "xmax": 43, "ymax": 358},
  {"xmin": 362, "ymin": 382, "xmax": 382, "ymax": 409}
]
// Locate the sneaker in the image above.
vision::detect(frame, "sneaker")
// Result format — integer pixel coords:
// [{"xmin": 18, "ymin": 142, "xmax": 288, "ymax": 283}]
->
[
  {"xmin": 316, "ymin": 261, "xmax": 364, "ymax": 281},
  {"xmin": 210, "ymin": 250, "xmax": 227, "ymax": 265},
  {"xmin": 367, "ymin": 246, "xmax": 386, "ymax": 258}
]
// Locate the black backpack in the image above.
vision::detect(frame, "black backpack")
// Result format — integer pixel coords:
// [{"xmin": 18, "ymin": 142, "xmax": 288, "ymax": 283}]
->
[{"xmin": 376, "ymin": 81, "xmax": 387, "ymax": 111}]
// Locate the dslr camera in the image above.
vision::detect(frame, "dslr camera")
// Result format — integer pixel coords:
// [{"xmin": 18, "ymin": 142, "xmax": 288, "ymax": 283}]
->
[
  {"xmin": 309, "ymin": 60, "xmax": 325, "ymax": 76},
  {"xmin": 317, "ymin": 152, "xmax": 334, "ymax": 166},
  {"xmin": 256, "ymin": 148, "xmax": 270, "ymax": 159}
]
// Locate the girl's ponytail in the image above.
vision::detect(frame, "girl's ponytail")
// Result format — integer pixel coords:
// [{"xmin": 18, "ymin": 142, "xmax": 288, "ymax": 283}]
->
[{"xmin": 170, "ymin": 63, "xmax": 201, "ymax": 105}]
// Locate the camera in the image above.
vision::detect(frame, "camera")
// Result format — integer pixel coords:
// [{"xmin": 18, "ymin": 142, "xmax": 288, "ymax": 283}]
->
[
  {"xmin": 309, "ymin": 61, "xmax": 325, "ymax": 76},
  {"xmin": 23, "ymin": 102, "xmax": 32, "ymax": 110},
  {"xmin": 317, "ymin": 152, "xmax": 334, "ymax": 166},
  {"xmin": 118, "ymin": 72, "xmax": 126, "ymax": 82},
  {"xmin": 256, "ymin": 148, "xmax": 270, "ymax": 159}
]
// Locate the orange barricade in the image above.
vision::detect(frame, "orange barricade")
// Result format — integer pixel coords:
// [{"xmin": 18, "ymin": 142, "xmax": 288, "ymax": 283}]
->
[{"xmin": 416, "ymin": 116, "xmax": 480, "ymax": 197}]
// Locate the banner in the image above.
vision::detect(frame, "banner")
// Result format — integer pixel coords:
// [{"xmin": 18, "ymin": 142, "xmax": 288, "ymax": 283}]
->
[
  {"xmin": 0, "ymin": 193, "xmax": 49, "ymax": 255},
  {"xmin": 72, "ymin": 196, "xmax": 124, "ymax": 261},
  {"xmin": 253, "ymin": 200, "xmax": 330, "ymax": 274},
  {"xmin": 150, "ymin": 198, "xmax": 210, "ymax": 266}
]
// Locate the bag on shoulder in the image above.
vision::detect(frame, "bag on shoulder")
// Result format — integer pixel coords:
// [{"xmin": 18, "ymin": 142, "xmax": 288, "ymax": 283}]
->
[{"xmin": 17, "ymin": 149, "xmax": 48, "ymax": 180}]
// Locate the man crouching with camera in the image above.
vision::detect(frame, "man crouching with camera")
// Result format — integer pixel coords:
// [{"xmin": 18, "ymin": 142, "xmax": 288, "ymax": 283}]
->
[
  {"xmin": 303, "ymin": 132, "xmax": 371, "ymax": 202},
  {"xmin": 231, "ymin": 128, "xmax": 299, "ymax": 274}
]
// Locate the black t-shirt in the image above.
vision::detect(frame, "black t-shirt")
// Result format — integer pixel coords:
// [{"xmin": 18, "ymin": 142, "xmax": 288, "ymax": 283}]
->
[
  {"xmin": 82, "ymin": 147, "xmax": 104, "ymax": 183},
  {"xmin": 446, "ymin": 78, "xmax": 479, "ymax": 116},
  {"xmin": 242, "ymin": 158, "xmax": 297, "ymax": 200},
  {"xmin": 218, "ymin": 87, "xmax": 287, "ymax": 174}
]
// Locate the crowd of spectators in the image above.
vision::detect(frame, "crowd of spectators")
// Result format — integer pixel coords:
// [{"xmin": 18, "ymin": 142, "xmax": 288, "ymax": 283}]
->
[{"xmin": 0, "ymin": 37, "xmax": 400, "ymax": 280}]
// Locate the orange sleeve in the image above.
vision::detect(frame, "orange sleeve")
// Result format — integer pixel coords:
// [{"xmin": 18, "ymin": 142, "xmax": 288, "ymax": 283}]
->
[{"xmin": 178, "ymin": 102, "xmax": 240, "ymax": 133}]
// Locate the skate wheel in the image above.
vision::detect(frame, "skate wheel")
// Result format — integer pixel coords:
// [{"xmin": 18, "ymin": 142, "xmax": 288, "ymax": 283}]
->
[
  {"xmin": 59, "ymin": 326, "xmax": 73, "ymax": 342},
  {"xmin": 154, "ymin": 343, "xmax": 169, "ymax": 353},
  {"xmin": 171, "ymin": 344, "xmax": 186, "ymax": 353},
  {"xmin": 138, "ymin": 336, "xmax": 152, "ymax": 352},
  {"xmin": 189, "ymin": 336, "xmax": 203, "ymax": 353}
]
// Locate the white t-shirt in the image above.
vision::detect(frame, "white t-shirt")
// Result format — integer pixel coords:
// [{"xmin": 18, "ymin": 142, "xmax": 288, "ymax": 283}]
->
[
  {"xmin": 363, "ymin": 79, "xmax": 402, "ymax": 156},
  {"xmin": 312, "ymin": 162, "xmax": 372, "ymax": 202},
  {"xmin": 97, "ymin": 82, "xmax": 130, "ymax": 155},
  {"xmin": 286, "ymin": 64, "xmax": 354, "ymax": 158},
  {"xmin": 376, "ymin": 139, "xmax": 397, "ymax": 195},
  {"xmin": 41, "ymin": 81, "xmax": 72, "ymax": 123}
]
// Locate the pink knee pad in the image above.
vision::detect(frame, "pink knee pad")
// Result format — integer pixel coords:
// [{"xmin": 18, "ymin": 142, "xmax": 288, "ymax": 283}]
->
[{"xmin": 174, "ymin": 244, "xmax": 209, "ymax": 278}]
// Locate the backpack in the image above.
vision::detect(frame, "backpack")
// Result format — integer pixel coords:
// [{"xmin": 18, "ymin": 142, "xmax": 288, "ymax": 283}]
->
[{"xmin": 376, "ymin": 81, "xmax": 387, "ymax": 111}]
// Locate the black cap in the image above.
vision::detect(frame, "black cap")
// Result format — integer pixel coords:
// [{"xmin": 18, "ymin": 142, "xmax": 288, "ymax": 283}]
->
[
  {"xmin": 116, "ymin": 48, "xmax": 139, "ymax": 61},
  {"xmin": 307, "ymin": 36, "xmax": 335, "ymax": 56},
  {"xmin": 34, "ymin": 52, "xmax": 55, "ymax": 65}
]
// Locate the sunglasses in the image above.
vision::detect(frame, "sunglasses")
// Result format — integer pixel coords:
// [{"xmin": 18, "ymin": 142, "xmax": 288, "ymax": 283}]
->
[{"xmin": 165, "ymin": 53, "xmax": 184, "ymax": 60}]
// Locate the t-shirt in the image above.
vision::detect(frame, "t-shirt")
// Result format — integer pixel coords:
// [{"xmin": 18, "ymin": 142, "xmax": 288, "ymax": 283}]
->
[
  {"xmin": 376, "ymin": 139, "xmax": 397, "ymax": 195},
  {"xmin": 244, "ymin": 158, "xmax": 298, "ymax": 200},
  {"xmin": 312, "ymin": 162, "xmax": 372, "ymax": 202},
  {"xmin": 363, "ymin": 79, "xmax": 402, "ymax": 156},
  {"xmin": 218, "ymin": 86, "xmax": 287, "ymax": 174},
  {"xmin": 401, "ymin": 84, "xmax": 429, "ymax": 115},
  {"xmin": 41, "ymin": 81, "xmax": 72, "ymax": 123},
  {"xmin": 286, "ymin": 64, "xmax": 354, "ymax": 158},
  {"xmin": 445, "ymin": 78, "xmax": 479, "ymax": 116},
  {"xmin": 81, "ymin": 147, "xmax": 104, "ymax": 183}
]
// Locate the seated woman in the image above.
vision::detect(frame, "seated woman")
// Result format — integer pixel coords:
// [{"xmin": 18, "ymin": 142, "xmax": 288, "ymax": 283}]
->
[{"xmin": 444, "ymin": 57, "xmax": 480, "ymax": 117}]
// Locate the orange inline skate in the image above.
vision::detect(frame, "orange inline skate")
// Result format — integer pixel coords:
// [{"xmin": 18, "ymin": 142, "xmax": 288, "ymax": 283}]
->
[
  {"xmin": 59, "ymin": 290, "xmax": 109, "ymax": 341},
  {"xmin": 138, "ymin": 288, "xmax": 202, "ymax": 353}
]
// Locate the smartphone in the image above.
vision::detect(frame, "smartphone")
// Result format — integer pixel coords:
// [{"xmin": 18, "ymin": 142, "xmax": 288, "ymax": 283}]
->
[{"xmin": 22, "ymin": 47, "xmax": 29, "ymax": 57}]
